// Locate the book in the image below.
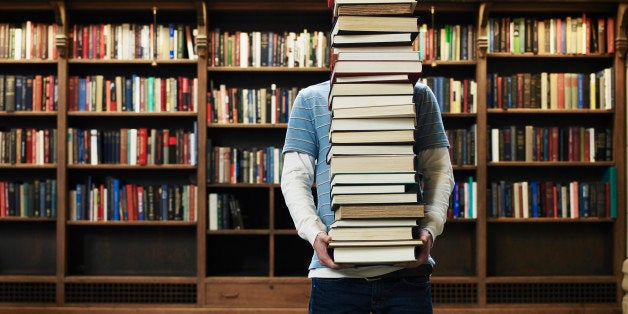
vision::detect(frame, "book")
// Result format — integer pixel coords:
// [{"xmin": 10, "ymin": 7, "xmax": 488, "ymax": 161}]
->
[
  {"xmin": 326, "ymin": 144, "xmax": 414, "ymax": 162},
  {"xmin": 334, "ymin": 203, "xmax": 424, "ymax": 219},
  {"xmin": 332, "ymin": 103, "xmax": 415, "ymax": 119},
  {"xmin": 328, "ymin": 240, "xmax": 422, "ymax": 264},
  {"xmin": 329, "ymin": 129, "xmax": 415, "ymax": 144},
  {"xmin": 330, "ymin": 218, "xmax": 418, "ymax": 228},
  {"xmin": 331, "ymin": 172, "xmax": 416, "ymax": 185},
  {"xmin": 332, "ymin": 193, "xmax": 419, "ymax": 209},
  {"xmin": 335, "ymin": 51, "xmax": 420, "ymax": 62},
  {"xmin": 329, "ymin": 225, "xmax": 420, "ymax": 241},
  {"xmin": 332, "ymin": 0, "xmax": 418, "ymax": 17},
  {"xmin": 330, "ymin": 155, "xmax": 415, "ymax": 175},
  {"xmin": 330, "ymin": 117, "xmax": 416, "ymax": 132},
  {"xmin": 329, "ymin": 82, "xmax": 414, "ymax": 99},
  {"xmin": 332, "ymin": 16, "xmax": 419, "ymax": 37},
  {"xmin": 334, "ymin": 74, "xmax": 416, "ymax": 83},
  {"xmin": 331, "ymin": 184, "xmax": 410, "ymax": 195},
  {"xmin": 330, "ymin": 94, "xmax": 414, "ymax": 109},
  {"xmin": 331, "ymin": 60, "xmax": 421, "ymax": 83},
  {"xmin": 332, "ymin": 33, "xmax": 416, "ymax": 47}
]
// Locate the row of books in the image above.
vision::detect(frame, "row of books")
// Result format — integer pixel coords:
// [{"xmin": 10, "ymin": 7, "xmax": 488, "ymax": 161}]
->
[
  {"xmin": 422, "ymin": 77, "xmax": 477, "ymax": 114},
  {"xmin": 488, "ymin": 125, "xmax": 612, "ymax": 162},
  {"xmin": 0, "ymin": 74, "xmax": 58, "ymax": 112},
  {"xmin": 415, "ymin": 23, "xmax": 477, "ymax": 61},
  {"xmin": 326, "ymin": 0, "xmax": 426, "ymax": 265},
  {"xmin": 449, "ymin": 178, "xmax": 477, "ymax": 219},
  {"xmin": 207, "ymin": 193, "xmax": 244, "ymax": 230},
  {"xmin": 67, "ymin": 126, "xmax": 198, "ymax": 166},
  {"xmin": 447, "ymin": 125, "xmax": 477, "ymax": 166},
  {"xmin": 71, "ymin": 23, "xmax": 197, "ymax": 60},
  {"xmin": 209, "ymin": 29, "xmax": 329, "ymax": 68},
  {"xmin": 206, "ymin": 144, "xmax": 282, "ymax": 184},
  {"xmin": 0, "ymin": 180, "xmax": 57, "ymax": 218},
  {"xmin": 487, "ymin": 69, "xmax": 614, "ymax": 110},
  {"xmin": 207, "ymin": 84, "xmax": 299, "ymax": 124},
  {"xmin": 0, "ymin": 128, "xmax": 57, "ymax": 165},
  {"xmin": 0, "ymin": 22, "xmax": 59, "ymax": 60},
  {"xmin": 69, "ymin": 178, "xmax": 197, "ymax": 221},
  {"xmin": 488, "ymin": 175, "xmax": 617, "ymax": 219},
  {"xmin": 69, "ymin": 75, "xmax": 198, "ymax": 113},
  {"xmin": 487, "ymin": 16, "xmax": 615, "ymax": 54}
]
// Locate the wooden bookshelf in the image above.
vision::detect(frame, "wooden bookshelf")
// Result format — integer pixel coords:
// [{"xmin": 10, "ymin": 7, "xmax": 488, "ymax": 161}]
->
[{"xmin": 0, "ymin": 0, "xmax": 624, "ymax": 313}]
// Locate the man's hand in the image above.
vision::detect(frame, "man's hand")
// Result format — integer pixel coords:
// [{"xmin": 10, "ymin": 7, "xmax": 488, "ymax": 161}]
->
[
  {"xmin": 394, "ymin": 228, "xmax": 433, "ymax": 268},
  {"xmin": 313, "ymin": 232, "xmax": 342, "ymax": 269}
]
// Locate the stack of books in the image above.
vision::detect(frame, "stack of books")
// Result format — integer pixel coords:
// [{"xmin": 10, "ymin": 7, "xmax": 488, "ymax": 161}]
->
[{"xmin": 326, "ymin": 0, "xmax": 425, "ymax": 264}]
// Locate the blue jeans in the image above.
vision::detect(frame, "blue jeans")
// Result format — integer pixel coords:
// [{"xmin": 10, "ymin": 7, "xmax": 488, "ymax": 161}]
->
[{"xmin": 309, "ymin": 275, "xmax": 432, "ymax": 314}]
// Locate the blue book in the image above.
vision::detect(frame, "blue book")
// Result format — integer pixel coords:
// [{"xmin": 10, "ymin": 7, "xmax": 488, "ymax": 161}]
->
[
  {"xmin": 75, "ymin": 184, "xmax": 83, "ymax": 220},
  {"xmin": 124, "ymin": 77, "xmax": 133, "ymax": 111},
  {"xmin": 39, "ymin": 181, "xmax": 46, "ymax": 217},
  {"xmin": 113, "ymin": 178, "xmax": 120, "ymax": 221},
  {"xmin": 452, "ymin": 182, "xmax": 460, "ymax": 218},
  {"xmin": 530, "ymin": 182, "xmax": 539, "ymax": 217},
  {"xmin": 169, "ymin": 24, "xmax": 176, "ymax": 59},
  {"xmin": 161, "ymin": 184, "xmax": 169, "ymax": 220},
  {"xmin": 78, "ymin": 78, "xmax": 87, "ymax": 111},
  {"xmin": 577, "ymin": 73, "xmax": 584, "ymax": 109},
  {"xmin": 15, "ymin": 75, "xmax": 23, "ymax": 111},
  {"xmin": 51, "ymin": 179, "xmax": 57, "ymax": 218}
]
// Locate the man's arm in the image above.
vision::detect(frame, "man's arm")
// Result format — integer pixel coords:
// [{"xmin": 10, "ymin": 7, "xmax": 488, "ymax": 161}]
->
[
  {"xmin": 417, "ymin": 146, "xmax": 454, "ymax": 242},
  {"xmin": 281, "ymin": 151, "xmax": 340, "ymax": 269},
  {"xmin": 280, "ymin": 151, "xmax": 325, "ymax": 245}
]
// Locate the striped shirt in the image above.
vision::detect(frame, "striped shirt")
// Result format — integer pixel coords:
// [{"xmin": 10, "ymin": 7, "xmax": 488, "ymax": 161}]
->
[{"xmin": 282, "ymin": 80, "xmax": 449, "ymax": 270}]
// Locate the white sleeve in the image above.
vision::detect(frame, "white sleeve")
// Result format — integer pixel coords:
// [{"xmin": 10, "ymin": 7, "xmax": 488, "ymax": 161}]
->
[
  {"xmin": 417, "ymin": 146, "xmax": 454, "ymax": 241},
  {"xmin": 281, "ymin": 151, "xmax": 327, "ymax": 246}
]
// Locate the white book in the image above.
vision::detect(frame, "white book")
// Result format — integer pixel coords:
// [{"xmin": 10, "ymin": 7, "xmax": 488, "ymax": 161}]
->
[
  {"xmin": 330, "ymin": 219, "xmax": 418, "ymax": 228},
  {"xmin": 522, "ymin": 181, "xmax": 529, "ymax": 218},
  {"xmin": 331, "ymin": 184, "xmax": 408, "ymax": 195},
  {"xmin": 331, "ymin": 172, "xmax": 416, "ymax": 185},
  {"xmin": 540, "ymin": 72, "xmax": 548, "ymax": 109},
  {"xmin": 330, "ymin": 117, "xmax": 415, "ymax": 132},
  {"xmin": 491, "ymin": 128, "xmax": 499, "ymax": 162},
  {"xmin": 208, "ymin": 193, "xmax": 218, "ymax": 230},
  {"xmin": 128, "ymin": 129, "xmax": 137, "ymax": 165},
  {"xmin": 331, "ymin": 95, "xmax": 414, "ymax": 109},
  {"xmin": 90, "ymin": 129, "xmax": 98, "ymax": 165}
]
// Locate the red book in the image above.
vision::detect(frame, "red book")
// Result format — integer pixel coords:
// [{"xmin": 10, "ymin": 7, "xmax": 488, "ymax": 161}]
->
[
  {"xmin": 0, "ymin": 182, "xmax": 4, "ymax": 217},
  {"xmin": 606, "ymin": 17, "xmax": 614, "ymax": 54},
  {"xmin": 497, "ymin": 76, "xmax": 503, "ymax": 108},
  {"xmin": 98, "ymin": 184, "xmax": 105, "ymax": 221},
  {"xmin": 516, "ymin": 73, "xmax": 524, "ymax": 108},
  {"xmin": 82, "ymin": 25, "xmax": 89, "ymax": 59},
  {"xmin": 33, "ymin": 75, "xmax": 43, "ymax": 111},
  {"xmin": 99, "ymin": 24, "xmax": 105, "ymax": 59},
  {"xmin": 125, "ymin": 184, "xmax": 134, "ymax": 221},
  {"xmin": 44, "ymin": 129, "xmax": 50, "ymax": 164},
  {"xmin": 552, "ymin": 185, "xmax": 558, "ymax": 218},
  {"xmin": 160, "ymin": 78, "xmax": 167, "ymax": 112},
  {"xmin": 556, "ymin": 18, "xmax": 563, "ymax": 53},
  {"xmin": 584, "ymin": 128, "xmax": 591, "ymax": 162},
  {"xmin": 47, "ymin": 75, "xmax": 55, "ymax": 111},
  {"xmin": 556, "ymin": 73, "xmax": 564, "ymax": 109},
  {"xmin": 138, "ymin": 128, "xmax": 148, "ymax": 166},
  {"xmin": 206, "ymin": 91, "xmax": 213, "ymax": 124},
  {"xmin": 169, "ymin": 134, "xmax": 177, "ymax": 164}
]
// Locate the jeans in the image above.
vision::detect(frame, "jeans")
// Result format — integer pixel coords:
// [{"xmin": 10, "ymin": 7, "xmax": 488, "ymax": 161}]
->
[{"xmin": 309, "ymin": 275, "xmax": 432, "ymax": 314}]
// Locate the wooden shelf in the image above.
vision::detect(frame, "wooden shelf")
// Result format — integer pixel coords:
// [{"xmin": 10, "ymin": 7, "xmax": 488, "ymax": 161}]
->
[{"xmin": 0, "ymin": 0, "xmax": 624, "ymax": 312}]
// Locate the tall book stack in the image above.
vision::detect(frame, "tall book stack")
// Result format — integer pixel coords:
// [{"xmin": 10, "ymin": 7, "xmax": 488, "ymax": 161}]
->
[{"xmin": 326, "ymin": 0, "xmax": 425, "ymax": 264}]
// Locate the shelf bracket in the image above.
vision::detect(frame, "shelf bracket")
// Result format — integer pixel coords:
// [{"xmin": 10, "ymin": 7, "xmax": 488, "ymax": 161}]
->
[
  {"xmin": 50, "ymin": 0, "xmax": 68, "ymax": 58},
  {"xmin": 616, "ymin": 3, "xmax": 628, "ymax": 58},
  {"xmin": 477, "ymin": 2, "xmax": 491, "ymax": 59},
  {"xmin": 195, "ymin": 0, "xmax": 208, "ymax": 58}
]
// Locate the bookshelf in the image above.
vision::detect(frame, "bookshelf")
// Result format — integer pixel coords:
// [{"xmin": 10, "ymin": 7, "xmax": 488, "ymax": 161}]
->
[{"xmin": 0, "ymin": 0, "xmax": 624, "ymax": 313}]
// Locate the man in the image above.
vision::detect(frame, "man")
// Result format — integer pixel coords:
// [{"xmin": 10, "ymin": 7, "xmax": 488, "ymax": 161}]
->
[{"xmin": 281, "ymin": 80, "xmax": 454, "ymax": 313}]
